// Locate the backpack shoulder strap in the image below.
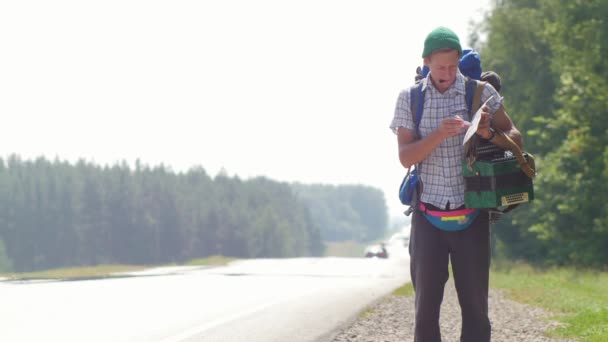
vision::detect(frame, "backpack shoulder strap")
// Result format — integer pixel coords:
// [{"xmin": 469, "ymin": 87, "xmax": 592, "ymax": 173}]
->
[
  {"xmin": 465, "ymin": 78, "xmax": 485, "ymax": 119},
  {"xmin": 409, "ymin": 82, "xmax": 425, "ymax": 138}
]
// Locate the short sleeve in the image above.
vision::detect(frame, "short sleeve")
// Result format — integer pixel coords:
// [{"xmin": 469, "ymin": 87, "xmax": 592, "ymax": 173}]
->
[
  {"xmin": 480, "ymin": 82, "xmax": 503, "ymax": 116},
  {"xmin": 390, "ymin": 89, "xmax": 414, "ymax": 134}
]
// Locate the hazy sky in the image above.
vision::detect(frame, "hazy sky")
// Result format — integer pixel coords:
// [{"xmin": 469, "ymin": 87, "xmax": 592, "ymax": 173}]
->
[{"xmin": 0, "ymin": 0, "xmax": 490, "ymax": 218}]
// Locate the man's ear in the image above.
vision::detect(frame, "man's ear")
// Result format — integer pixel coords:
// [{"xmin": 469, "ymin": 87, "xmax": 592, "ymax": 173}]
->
[{"xmin": 423, "ymin": 56, "xmax": 430, "ymax": 66}]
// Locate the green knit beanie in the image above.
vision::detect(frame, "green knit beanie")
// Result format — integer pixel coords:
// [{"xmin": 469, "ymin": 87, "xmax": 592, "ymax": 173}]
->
[{"xmin": 422, "ymin": 27, "xmax": 462, "ymax": 58}]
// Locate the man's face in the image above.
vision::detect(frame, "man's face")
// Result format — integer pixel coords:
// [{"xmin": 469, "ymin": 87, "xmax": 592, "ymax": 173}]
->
[{"xmin": 424, "ymin": 49, "xmax": 460, "ymax": 93}]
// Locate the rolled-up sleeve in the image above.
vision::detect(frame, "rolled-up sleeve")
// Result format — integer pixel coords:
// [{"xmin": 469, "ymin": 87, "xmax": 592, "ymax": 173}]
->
[
  {"xmin": 481, "ymin": 83, "xmax": 503, "ymax": 117},
  {"xmin": 390, "ymin": 89, "xmax": 414, "ymax": 134}
]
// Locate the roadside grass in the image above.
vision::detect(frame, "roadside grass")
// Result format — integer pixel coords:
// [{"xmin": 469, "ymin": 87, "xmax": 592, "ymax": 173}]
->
[
  {"xmin": 323, "ymin": 240, "xmax": 366, "ymax": 258},
  {"xmin": 359, "ymin": 306, "xmax": 376, "ymax": 319},
  {"xmin": 490, "ymin": 262, "xmax": 608, "ymax": 341},
  {"xmin": 393, "ymin": 282, "xmax": 415, "ymax": 297},
  {"xmin": 1, "ymin": 264, "xmax": 147, "ymax": 280},
  {"xmin": 1, "ymin": 255, "xmax": 236, "ymax": 281},
  {"xmin": 359, "ymin": 283, "xmax": 414, "ymax": 319},
  {"xmin": 184, "ymin": 255, "xmax": 236, "ymax": 266}
]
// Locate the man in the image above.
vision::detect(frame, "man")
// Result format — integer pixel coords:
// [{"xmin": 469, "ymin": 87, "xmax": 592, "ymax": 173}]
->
[{"xmin": 389, "ymin": 27, "xmax": 523, "ymax": 341}]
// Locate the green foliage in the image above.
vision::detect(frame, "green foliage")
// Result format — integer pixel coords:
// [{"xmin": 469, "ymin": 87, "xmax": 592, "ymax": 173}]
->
[
  {"xmin": 491, "ymin": 263, "xmax": 608, "ymax": 341},
  {"xmin": 0, "ymin": 156, "xmax": 294, "ymax": 272},
  {"xmin": 291, "ymin": 183, "xmax": 389, "ymax": 242},
  {"xmin": 0, "ymin": 155, "xmax": 387, "ymax": 272},
  {"xmin": 478, "ymin": 1, "xmax": 558, "ymax": 156},
  {"xmin": 479, "ymin": 0, "xmax": 608, "ymax": 267}
]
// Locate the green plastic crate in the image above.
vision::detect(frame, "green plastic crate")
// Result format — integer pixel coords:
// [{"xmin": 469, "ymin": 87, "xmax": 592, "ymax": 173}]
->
[{"xmin": 462, "ymin": 154, "xmax": 534, "ymax": 208}]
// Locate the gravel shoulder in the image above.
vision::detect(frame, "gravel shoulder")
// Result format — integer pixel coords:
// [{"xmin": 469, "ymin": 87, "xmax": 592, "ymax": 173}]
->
[{"xmin": 328, "ymin": 281, "xmax": 577, "ymax": 342}]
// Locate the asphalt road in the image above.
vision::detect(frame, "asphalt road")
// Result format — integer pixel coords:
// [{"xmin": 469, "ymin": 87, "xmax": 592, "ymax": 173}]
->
[{"xmin": 0, "ymin": 244, "xmax": 409, "ymax": 342}]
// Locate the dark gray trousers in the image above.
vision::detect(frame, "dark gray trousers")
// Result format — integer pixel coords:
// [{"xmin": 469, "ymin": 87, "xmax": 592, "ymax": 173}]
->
[{"xmin": 409, "ymin": 208, "xmax": 491, "ymax": 342}]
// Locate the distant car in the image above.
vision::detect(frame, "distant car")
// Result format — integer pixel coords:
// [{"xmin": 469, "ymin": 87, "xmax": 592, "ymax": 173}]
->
[{"xmin": 364, "ymin": 244, "xmax": 389, "ymax": 259}]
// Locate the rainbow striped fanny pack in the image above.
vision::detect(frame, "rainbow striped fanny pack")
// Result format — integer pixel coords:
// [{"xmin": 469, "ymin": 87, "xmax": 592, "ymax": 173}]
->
[{"xmin": 420, "ymin": 203, "xmax": 480, "ymax": 231}]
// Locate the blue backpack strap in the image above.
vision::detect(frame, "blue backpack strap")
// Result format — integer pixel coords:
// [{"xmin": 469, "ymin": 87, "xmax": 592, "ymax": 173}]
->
[
  {"xmin": 403, "ymin": 82, "xmax": 425, "ymax": 211},
  {"xmin": 409, "ymin": 82, "xmax": 425, "ymax": 137}
]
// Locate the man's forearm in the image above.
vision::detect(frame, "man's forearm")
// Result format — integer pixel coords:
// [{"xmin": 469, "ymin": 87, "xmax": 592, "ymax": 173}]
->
[
  {"xmin": 399, "ymin": 130, "xmax": 445, "ymax": 168},
  {"xmin": 490, "ymin": 127, "xmax": 523, "ymax": 150}
]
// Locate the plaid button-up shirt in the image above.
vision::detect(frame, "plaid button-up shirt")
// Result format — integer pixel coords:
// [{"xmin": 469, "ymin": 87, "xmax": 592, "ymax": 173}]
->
[{"xmin": 390, "ymin": 72, "xmax": 502, "ymax": 209}]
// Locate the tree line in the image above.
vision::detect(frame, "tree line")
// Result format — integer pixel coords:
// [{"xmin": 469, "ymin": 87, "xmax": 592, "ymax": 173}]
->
[
  {"xmin": 0, "ymin": 155, "xmax": 387, "ymax": 272},
  {"xmin": 474, "ymin": 0, "xmax": 608, "ymax": 267},
  {"xmin": 291, "ymin": 183, "xmax": 388, "ymax": 242}
]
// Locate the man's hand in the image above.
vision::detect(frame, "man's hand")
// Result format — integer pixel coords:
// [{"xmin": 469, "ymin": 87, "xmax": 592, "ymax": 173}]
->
[
  {"xmin": 438, "ymin": 115, "xmax": 467, "ymax": 139},
  {"xmin": 476, "ymin": 106, "xmax": 493, "ymax": 139}
]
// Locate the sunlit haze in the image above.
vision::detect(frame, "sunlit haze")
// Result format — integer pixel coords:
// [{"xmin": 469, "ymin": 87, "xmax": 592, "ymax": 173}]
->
[{"xmin": 0, "ymin": 0, "xmax": 490, "ymax": 218}]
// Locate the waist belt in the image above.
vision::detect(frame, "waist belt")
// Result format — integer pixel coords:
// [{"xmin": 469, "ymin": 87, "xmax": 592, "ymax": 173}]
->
[{"xmin": 420, "ymin": 203, "xmax": 479, "ymax": 231}]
